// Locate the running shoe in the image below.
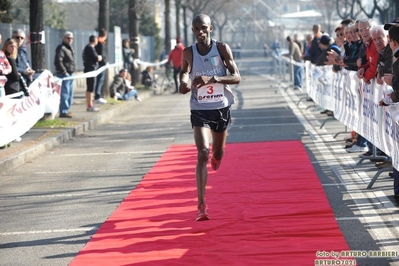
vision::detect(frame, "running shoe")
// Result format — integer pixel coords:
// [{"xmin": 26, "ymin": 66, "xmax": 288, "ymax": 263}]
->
[
  {"xmin": 94, "ymin": 98, "xmax": 107, "ymax": 104},
  {"xmin": 87, "ymin": 106, "xmax": 100, "ymax": 112},
  {"xmin": 210, "ymin": 156, "xmax": 222, "ymax": 171},
  {"xmin": 346, "ymin": 145, "xmax": 368, "ymax": 153},
  {"xmin": 196, "ymin": 204, "xmax": 209, "ymax": 221}
]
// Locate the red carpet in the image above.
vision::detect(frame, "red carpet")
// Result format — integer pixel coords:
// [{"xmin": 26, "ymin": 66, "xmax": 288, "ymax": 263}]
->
[{"xmin": 70, "ymin": 141, "xmax": 350, "ymax": 266}]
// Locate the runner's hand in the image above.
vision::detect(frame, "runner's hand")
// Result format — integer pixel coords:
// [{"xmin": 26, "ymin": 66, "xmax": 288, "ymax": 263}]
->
[{"xmin": 179, "ymin": 81, "xmax": 190, "ymax": 94}]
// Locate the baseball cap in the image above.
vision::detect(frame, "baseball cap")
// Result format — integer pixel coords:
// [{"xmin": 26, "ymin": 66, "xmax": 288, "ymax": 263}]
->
[
  {"xmin": 384, "ymin": 17, "xmax": 399, "ymax": 30},
  {"xmin": 319, "ymin": 34, "xmax": 331, "ymax": 45}
]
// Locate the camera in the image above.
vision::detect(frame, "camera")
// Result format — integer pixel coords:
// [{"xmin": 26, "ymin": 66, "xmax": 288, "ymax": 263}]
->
[{"xmin": 19, "ymin": 77, "xmax": 30, "ymax": 97}]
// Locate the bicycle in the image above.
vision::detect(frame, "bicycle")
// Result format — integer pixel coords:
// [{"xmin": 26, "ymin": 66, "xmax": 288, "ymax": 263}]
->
[{"xmin": 156, "ymin": 64, "xmax": 175, "ymax": 94}]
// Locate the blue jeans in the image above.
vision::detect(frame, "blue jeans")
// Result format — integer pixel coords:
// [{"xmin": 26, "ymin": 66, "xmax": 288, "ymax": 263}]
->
[
  {"xmin": 356, "ymin": 134, "xmax": 368, "ymax": 148},
  {"xmin": 57, "ymin": 73, "xmax": 74, "ymax": 114},
  {"xmin": 95, "ymin": 70, "xmax": 105, "ymax": 100},
  {"xmin": 117, "ymin": 89, "xmax": 138, "ymax": 101},
  {"xmin": 294, "ymin": 64, "xmax": 303, "ymax": 88}
]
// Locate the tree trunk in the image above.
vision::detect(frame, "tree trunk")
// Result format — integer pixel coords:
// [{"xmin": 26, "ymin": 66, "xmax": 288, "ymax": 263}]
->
[
  {"xmin": 182, "ymin": 5, "xmax": 188, "ymax": 47},
  {"xmin": 129, "ymin": 0, "xmax": 140, "ymax": 85},
  {"xmin": 98, "ymin": 0, "xmax": 110, "ymax": 98},
  {"xmin": 175, "ymin": 0, "xmax": 181, "ymax": 39},
  {"xmin": 30, "ymin": 0, "xmax": 45, "ymax": 72},
  {"xmin": 164, "ymin": 0, "xmax": 171, "ymax": 54}
]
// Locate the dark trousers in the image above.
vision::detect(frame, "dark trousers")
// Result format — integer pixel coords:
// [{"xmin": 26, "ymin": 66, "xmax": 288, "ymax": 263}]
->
[
  {"xmin": 394, "ymin": 168, "xmax": 399, "ymax": 195},
  {"xmin": 86, "ymin": 77, "xmax": 96, "ymax": 93},
  {"xmin": 173, "ymin": 67, "xmax": 181, "ymax": 93},
  {"xmin": 95, "ymin": 70, "xmax": 105, "ymax": 100}
]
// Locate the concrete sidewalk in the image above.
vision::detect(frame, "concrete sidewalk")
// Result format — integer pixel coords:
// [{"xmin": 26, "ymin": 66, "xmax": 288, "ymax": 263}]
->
[{"xmin": 0, "ymin": 84, "xmax": 154, "ymax": 174}]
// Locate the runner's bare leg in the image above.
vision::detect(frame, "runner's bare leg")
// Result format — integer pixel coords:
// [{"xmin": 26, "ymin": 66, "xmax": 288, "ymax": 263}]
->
[
  {"xmin": 194, "ymin": 126, "xmax": 211, "ymax": 208},
  {"xmin": 211, "ymin": 130, "xmax": 227, "ymax": 161}
]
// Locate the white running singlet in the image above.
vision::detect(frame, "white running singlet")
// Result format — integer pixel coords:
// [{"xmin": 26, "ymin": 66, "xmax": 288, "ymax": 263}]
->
[{"xmin": 189, "ymin": 39, "xmax": 235, "ymax": 110}]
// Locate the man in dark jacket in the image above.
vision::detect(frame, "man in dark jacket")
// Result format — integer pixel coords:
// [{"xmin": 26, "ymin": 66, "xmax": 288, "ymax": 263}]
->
[
  {"xmin": 54, "ymin": 31, "xmax": 76, "ymax": 118},
  {"xmin": 83, "ymin": 35, "xmax": 102, "ymax": 112},
  {"xmin": 94, "ymin": 28, "xmax": 108, "ymax": 104}
]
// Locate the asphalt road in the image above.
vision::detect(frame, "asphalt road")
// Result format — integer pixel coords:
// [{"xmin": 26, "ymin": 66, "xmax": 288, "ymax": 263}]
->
[{"xmin": 1, "ymin": 57, "xmax": 398, "ymax": 266}]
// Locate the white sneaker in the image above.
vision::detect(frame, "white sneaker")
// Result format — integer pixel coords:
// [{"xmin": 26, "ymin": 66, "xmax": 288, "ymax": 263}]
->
[
  {"xmin": 94, "ymin": 98, "xmax": 107, "ymax": 104},
  {"xmin": 87, "ymin": 106, "xmax": 100, "ymax": 112},
  {"xmin": 346, "ymin": 145, "xmax": 368, "ymax": 153},
  {"xmin": 14, "ymin": 137, "xmax": 22, "ymax": 142},
  {"xmin": 135, "ymin": 96, "xmax": 142, "ymax": 102}
]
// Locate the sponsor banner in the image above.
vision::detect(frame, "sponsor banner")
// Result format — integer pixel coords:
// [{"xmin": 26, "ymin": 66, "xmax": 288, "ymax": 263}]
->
[
  {"xmin": 0, "ymin": 70, "xmax": 59, "ymax": 146},
  {"xmin": 307, "ymin": 67, "xmax": 399, "ymax": 169}
]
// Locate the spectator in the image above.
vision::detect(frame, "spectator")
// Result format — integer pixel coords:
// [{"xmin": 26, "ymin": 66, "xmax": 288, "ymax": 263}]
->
[
  {"xmin": 379, "ymin": 22, "xmax": 399, "ymax": 200},
  {"xmin": 302, "ymin": 34, "xmax": 313, "ymax": 59},
  {"xmin": 357, "ymin": 18, "xmax": 378, "ymax": 84},
  {"xmin": 347, "ymin": 19, "xmax": 378, "ymax": 154},
  {"xmin": 368, "ymin": 25, "xmax": 392, "ymax": 166},
  {"xmin": 263, "ymin": 43, "xmax": 270, "ymax": 58},
  {"xmin": 82, "ymin": 35, "xmax": 102, "ymax": 112},
  {"xmin": 12, "ymin": 29, "xmax": 35, "ymax": 86},
  {"xmin": 54, "ymin": 31, "xmax": 76, "ymax": 118},
  {"xmin": 303, "ymin": 24, "xmax": 322, "ymax": 64},
  {"xmin": 372, "ymin": 25, "xmax": 392, "ymax": 85},
  {"xmin": 109, "ymin": 69, "xmax": 141, "ymax": 101},
  {"xmin": 141, "ymin": 66, "xmax": 155, "ymax": 89},
  {"xmin": 167, "ymin": 37, "xmax": 185, "ymax": 93},
  {"xmin": 2, "ymin": 38, "xmax": 29, "ymax": 98},
  {"xmin": 236, "ymin": 42, "xmax": 241, "ymax": 59},
  {"xmin": 122, "ymin": 38, "xmax": 135, "ymax": 82},
  {"xmin": 94, "ymin": 28, "xmax": 108, "ymax": 104},
  {"xmin": 284, "ymin": 36, "xmax": 303, "ymax": 90},
  {"xmin": 0, "ymin": 35, "xmax": 12, "ymax": 98},
  {"xmin": 293, "ymin": 33, "xmax": 305, "ymax": 55},
  {"xmin": 317, "ymin": 34, "xmax": 340, "ymax": 66},
  {"xmin": 271, "ymin": 39, "xmax": 281, "ymax": 56}
]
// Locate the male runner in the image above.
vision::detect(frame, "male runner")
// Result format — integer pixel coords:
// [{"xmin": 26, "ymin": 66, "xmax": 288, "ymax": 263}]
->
[{"xmin": 179, "ymin": 14, "xmax": 241, "ymax": 221}]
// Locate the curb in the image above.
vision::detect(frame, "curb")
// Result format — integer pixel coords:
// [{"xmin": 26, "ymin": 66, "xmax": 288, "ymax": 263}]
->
[{"xmin": 0, "ymin": 90, "xmax": 153, "ymax": 174}]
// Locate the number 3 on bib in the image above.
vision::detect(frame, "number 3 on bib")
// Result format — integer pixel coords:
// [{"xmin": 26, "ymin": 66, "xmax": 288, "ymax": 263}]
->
[{"xmin": 198, "ymin": 83, "xmax": 224, "ymax": 103}]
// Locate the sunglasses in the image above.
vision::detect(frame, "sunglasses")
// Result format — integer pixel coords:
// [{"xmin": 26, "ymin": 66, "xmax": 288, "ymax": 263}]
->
[
  {"xmin": 336, "ymin": 33, "xmax": 344, "ymax": 37},
  {"xmin": 14, "ymin": 36, "xmax": 24, "ymax": 40}
]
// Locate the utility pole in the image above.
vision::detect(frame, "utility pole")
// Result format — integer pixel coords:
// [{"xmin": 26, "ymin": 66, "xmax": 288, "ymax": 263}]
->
[
  {"xmin": 98, "ymin": 0, "xmax": 109, "ymax": 98},
  {"xmin": 129, "ymin": 0, "xmax": 140, "ymax": 85},
  {"xmin": 164, "ymin": 0, "xmax": 171, "ymax": 54},
  {"xmin": 30, "ymin": 0, "xmax": 45, "ymax": 72}
]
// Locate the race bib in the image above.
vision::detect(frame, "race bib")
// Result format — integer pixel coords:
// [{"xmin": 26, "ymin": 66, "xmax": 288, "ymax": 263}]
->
[{"xmin": 197, "ymin": 83, "xmax": 224, "ymax": 103}]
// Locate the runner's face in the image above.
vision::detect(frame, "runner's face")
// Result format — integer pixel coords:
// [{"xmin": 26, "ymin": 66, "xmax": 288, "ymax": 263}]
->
[{"xmin": 192, "ymin": 21, "xmax": 212, "ymax": 44}]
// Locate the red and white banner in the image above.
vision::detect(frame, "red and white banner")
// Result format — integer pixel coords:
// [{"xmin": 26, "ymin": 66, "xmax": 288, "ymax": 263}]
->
[{"xmin": 0, "ymin": 70, "xmax": 60, "ymax": 146}]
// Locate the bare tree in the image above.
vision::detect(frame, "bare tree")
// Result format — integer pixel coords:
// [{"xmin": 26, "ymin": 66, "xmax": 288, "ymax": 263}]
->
[
  {"xmin": 164, "ymin": 0, "xmax": 171, "ymax": 53},
  {"xmin": 335, "ymin": 0, "xmax": 396, "ymax": 23},
  {"xmin": 174, "ymin": 0, "xmax": 182, "ymax": 39}
]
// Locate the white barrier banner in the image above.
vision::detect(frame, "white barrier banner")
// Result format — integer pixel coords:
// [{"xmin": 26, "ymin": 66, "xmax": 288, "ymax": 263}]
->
[
  {"xmin": 0, "ymin": 70, "xmax": 60, "ymax": 146},
  {"xmin": 308, "ymin": 66, "xmax": 399, "ymax": 169}
]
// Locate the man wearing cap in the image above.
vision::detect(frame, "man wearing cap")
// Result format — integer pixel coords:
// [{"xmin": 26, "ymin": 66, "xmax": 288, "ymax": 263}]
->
[
  {"xmin": 54, "ymin": 31, "xmax": 76, "ymax": 118},
  {"xmin": 317, "ymin": 34, "xmax": 341, "ymax": 66}
]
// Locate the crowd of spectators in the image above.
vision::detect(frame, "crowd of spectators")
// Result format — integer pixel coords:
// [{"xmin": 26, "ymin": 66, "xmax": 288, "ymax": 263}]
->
[{"xmin": 285, "ymin": 17, "xmax": 399, "ymax": 200}]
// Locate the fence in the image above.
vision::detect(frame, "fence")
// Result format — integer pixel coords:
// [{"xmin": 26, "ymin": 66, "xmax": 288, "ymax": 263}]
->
[{"xmin": 277, "ymin": 55, "xmax": 399, "ymax": 189}]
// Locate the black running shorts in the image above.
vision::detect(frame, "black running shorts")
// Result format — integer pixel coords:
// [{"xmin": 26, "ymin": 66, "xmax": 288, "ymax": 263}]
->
[{"xmin": 190, "ymin": 106, "xmax": 231, "ymax": 133}]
